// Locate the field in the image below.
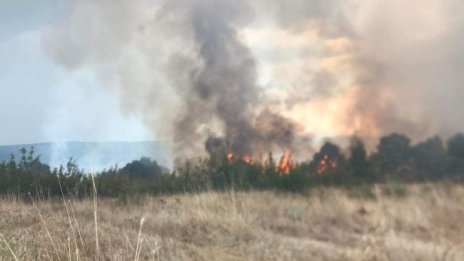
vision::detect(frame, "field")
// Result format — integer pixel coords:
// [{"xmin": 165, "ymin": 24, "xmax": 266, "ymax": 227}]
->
[{"xmin": 1, "ymin": 184, "xmax": 464, "ymax": 260}]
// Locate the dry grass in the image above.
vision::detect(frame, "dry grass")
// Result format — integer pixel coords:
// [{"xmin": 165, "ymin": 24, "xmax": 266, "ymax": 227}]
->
[{"xmin": 1, "ymin": 183, "xmax": 464, "ymax": 260}]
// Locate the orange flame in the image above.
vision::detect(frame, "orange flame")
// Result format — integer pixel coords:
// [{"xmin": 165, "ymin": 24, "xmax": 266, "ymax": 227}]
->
[
  {"xmin": 277, "ymin": 150, "xmax": 292, "ymax": 175},
  {"xmin": 227, "ymin": 153, "xmax": 234, "ymax": 162},
  {"xmin": 227, "ymin": 153, "xmax": 253, "ymax": 164},
  {"xmin": 242, "ymin": 154, "xmax": 252, "ymax": 164},
  {"xmin": 317, "ymin": 154, "xmax": 337, "ymax": 174}
]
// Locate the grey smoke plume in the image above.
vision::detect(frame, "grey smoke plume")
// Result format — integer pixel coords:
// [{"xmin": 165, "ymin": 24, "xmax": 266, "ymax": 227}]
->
[
  {"xmin": 160, "ymin": 0, "xmax": 307, "ymax": 157},
  {"xmin": 163, "ymin": 0, "xmax": 259, "ymax": 155},
  {"xmin": 44, "ymin": 0, "xmax": 306, "ymax": 159},
  {"xmin": 44, "ymin": 0, "xmax": 464, "ymax": 159}
]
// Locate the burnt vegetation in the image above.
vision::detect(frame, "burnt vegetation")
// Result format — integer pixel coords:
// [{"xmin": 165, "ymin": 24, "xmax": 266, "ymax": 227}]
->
[{"xmin": 2, "ymin": 133, "xmax": 464, "ymax": 199}]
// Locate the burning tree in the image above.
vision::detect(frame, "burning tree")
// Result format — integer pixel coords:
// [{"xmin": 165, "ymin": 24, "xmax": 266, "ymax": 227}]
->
[
  {"xmin": 277, "ymin": 150, "xmax": 293, "ymax": 175},
  {"xmin": 309, "ymin": 142, "xmax": 344, "ymax": 175}
]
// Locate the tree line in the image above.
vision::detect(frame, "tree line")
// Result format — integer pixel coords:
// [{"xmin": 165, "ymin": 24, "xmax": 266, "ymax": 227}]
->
[{"xmin": 1, "ymin": 132, "xmax": 464, "ymax": 199}]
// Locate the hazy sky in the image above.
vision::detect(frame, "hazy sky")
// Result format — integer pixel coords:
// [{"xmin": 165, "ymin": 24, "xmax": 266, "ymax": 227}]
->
[{"xmin": 0, "ymin": 1, "xmax": 149, "ymax": 145}]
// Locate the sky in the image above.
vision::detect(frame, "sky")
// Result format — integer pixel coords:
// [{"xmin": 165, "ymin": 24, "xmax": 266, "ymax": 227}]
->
[{"xmin": 0, "ymin": 1, "xmax": 149, "ymax": 145}]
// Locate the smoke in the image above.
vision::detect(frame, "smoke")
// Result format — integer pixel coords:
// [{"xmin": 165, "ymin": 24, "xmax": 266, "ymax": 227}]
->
[
  {"xmin": 156, "ymin": 0, "xmax": 311, "ymax": 158},
  {"xmin": 44, "ymin": 0, "xmax": 311, "ymax": 159},
  {"xmin": 266, "ymin": 0, "xmax": 464, "ymax": 142},
  {"xmin": 347, "ymin": 0, "xmax": 464, "ymax": 142},
  {"xmin": 44, "ymin": 0, "xmax": 464, "ymax": 160},
  {"xmin": 163, "ymin": 0, "xmax": 259, "ymax": 155}
]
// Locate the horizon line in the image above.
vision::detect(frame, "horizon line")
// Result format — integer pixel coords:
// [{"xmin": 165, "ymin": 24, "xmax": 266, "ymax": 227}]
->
[{"xmin": 0, "ymin": 140, "xmax": 164, "ymax": 147}]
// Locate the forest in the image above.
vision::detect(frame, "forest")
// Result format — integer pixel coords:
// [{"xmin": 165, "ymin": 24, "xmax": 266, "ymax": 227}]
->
[{"xmin": 1, "ymin": 132, "xmax": 464, "ymax": 200}]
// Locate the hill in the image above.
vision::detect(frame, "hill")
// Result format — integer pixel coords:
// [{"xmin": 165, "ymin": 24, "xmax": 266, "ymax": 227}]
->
[{"xmin": 0, "ymin": 141, "xmax": 171, "ymax": 171}]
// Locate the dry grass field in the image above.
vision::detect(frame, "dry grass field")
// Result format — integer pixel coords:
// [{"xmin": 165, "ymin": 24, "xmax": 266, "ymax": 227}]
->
[{"xmin": 1, "ymin": 183, "xmax": 464, "ymax": 260}]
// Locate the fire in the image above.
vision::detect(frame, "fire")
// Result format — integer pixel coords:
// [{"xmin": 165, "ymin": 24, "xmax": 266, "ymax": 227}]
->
[
  {"xmin": 283, "ymin": 86, "xmax": 383, "ymax": 143},
  {"xmin": 277, "ymin": 150, "xmax": 292, "ymax": 175},
  {"xmin": 242, "ymin": 154, "xmax": 252, "ymax": 164},
  {"xmin": 226, "ymin": 150, "xmax": 293, "ymax": 175},
  {"xmin": 317, "ymin": 154, "xmax": 337, "ymax": 174},
  {"xmin": 227, "ymin": 153, "xmax": 253, "ymax": 164}
]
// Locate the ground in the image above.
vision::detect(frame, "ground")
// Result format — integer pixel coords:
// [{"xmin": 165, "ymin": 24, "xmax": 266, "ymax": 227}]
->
[{"xmin": 1, "ymin": 183, "xmax": 464, "ymax": 260}]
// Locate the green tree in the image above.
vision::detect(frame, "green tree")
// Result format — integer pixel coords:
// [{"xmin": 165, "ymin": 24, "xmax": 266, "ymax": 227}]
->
[
  {"xmin": 119, "ymin": 157, "xmax": 164, "ymax": 181},
  {"xmin": 447, "ymin": 133, "xmax": 464, "ymax": 177},
  {"xmin": 348, "ymin": 137, "xmax": 370, "ymax": 182},
  {"xmin": 412, "ymin": 136, "xmax": 448, "ymax": 180},
  {"xmin": 447, "ymin": 133, "xmax": 464, "ymax": 158},
  {"xmin": 372, "ymin": 133, "xmax": 413, "ymax": 180}
]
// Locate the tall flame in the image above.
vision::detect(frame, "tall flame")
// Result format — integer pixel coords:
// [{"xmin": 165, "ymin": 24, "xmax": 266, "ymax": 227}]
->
[{"xmin": 277, "ymin": 150, "xmax": 292, "ymax": 175}]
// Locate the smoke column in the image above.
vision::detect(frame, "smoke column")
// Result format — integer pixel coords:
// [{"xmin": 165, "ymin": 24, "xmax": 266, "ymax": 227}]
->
[
  {"xmin": 163, "ymin": 0, "xmax": 260, "ymax": 155},
  {"xmin": 44, "ymin": 0, "xmax": 464, "ymax": 159}
]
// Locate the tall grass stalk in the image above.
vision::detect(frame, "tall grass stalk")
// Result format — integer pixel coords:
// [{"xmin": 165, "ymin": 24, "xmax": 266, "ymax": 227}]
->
[
  {"xmin": 134, "ymin": 217, "xmax": 146, "ymax": 261},
  {"xmin": 1, "ymin": 233, "xmax": 19, "ymax": 261},
  {"xmin": 29, "ymin": 192, "xmax": 57, "ymax": 259},
  {"xmin": 57, "ymin": 174, "xmax": 80, "ymax": 256},
  {"xmin": 91, "ymin": 172, "xmax": 100, "ymax": 260}
]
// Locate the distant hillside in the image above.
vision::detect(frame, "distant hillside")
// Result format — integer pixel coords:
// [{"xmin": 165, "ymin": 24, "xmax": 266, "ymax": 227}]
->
[{"xmin": 0, "ymin": 141, "xmax": 171, "ymax": 171}]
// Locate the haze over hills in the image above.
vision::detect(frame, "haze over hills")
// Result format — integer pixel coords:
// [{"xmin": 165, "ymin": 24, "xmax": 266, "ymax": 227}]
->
[{"xmin": 0, "ymin": 141, "xmax": 171, "ymax": 171}]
